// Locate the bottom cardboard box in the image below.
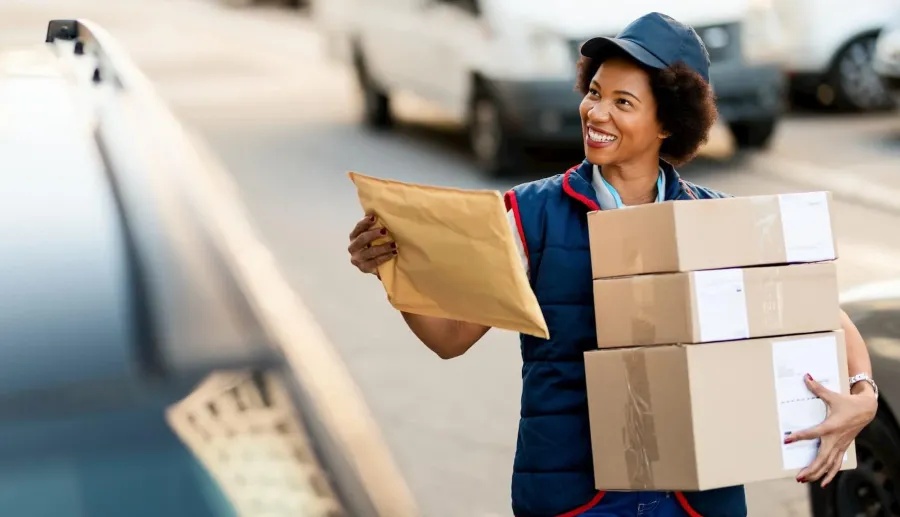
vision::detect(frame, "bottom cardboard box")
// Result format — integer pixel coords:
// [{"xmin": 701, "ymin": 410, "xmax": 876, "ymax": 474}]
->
[{"xmin": 584, "ymin": 330, "xmax": 857, "ymax": 491}]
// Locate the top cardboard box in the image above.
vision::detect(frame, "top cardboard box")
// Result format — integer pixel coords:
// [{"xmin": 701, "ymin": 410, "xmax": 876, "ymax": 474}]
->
[{"xmin": 587, "ymin": 192, "xmax": 838, "ymax": 279}]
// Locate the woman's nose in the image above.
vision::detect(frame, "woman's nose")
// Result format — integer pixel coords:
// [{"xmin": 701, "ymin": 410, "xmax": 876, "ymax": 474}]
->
[{"xmin": 589, "ymin": 107, "xmax": 611, "ymax": 122}]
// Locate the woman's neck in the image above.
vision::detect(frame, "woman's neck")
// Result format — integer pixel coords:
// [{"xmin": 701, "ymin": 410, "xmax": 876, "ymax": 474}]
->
[{"xmin": 599, "ymin": 156, "xmax": 661, "ymax": 206}]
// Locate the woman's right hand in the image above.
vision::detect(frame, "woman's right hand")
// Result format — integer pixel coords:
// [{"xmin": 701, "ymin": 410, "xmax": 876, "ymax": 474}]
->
[
  {"xmin": 348, "ymin": 213, "xmax": 488, "ymax": 359},
  {"xmin": 348, "ymin": 213, "xmax": 397, "ymax": 275}
]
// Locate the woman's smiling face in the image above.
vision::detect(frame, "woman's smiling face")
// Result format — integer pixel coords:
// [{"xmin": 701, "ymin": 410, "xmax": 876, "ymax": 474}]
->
[{"xmin": 579, "ymin": 57, "xmax": 666, "ymax": 166}]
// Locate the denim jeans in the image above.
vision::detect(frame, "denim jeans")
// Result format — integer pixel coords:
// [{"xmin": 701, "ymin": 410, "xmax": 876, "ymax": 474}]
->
[{"xmin": 578, "ymin": 491, "xmax": 688, "ymax": 517}]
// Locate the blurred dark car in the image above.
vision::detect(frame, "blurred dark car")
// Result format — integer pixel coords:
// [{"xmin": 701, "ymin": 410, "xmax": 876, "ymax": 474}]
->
[
  {"xmin": 0, "ymin": 19, "xmax": 416, "ymax": 517},
  {"xmin": 809, "ymin": 280, "xmax": 900, "ymax": 517}
]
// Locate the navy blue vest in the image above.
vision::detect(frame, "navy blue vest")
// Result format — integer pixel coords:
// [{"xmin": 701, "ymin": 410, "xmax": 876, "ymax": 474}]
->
[{"xmin": 504, "ymin": 159, "xmax": 748, "ymax": 517}]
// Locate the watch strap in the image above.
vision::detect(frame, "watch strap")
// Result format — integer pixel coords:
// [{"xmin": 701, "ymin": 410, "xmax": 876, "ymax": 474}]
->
[{"xmin": 849, "ymin": 373, "xmax": 878, "ymax": 398}]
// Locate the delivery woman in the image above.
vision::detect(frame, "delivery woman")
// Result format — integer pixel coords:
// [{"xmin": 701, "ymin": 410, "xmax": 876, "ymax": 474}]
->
[{"xmin": 346, "ymin": 12, "xmax": 878, "ymax": 517}]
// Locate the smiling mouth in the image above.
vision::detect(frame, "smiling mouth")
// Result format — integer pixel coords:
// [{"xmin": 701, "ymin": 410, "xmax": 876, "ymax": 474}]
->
[{"xmin": 587, "ymin": 128, "xmax": 617, "ymax": 143}]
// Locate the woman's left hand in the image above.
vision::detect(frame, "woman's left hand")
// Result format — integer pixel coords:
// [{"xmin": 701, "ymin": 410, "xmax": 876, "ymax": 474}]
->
[{"xmin": 784, "ymin": 374, "xmax": 878, "ymax": 487}]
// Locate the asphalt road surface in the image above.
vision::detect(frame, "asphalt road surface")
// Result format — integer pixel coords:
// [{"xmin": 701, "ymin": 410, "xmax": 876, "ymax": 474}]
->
[{"xmin": 5, "ymin": 1, "xmax": 900, "ymax": 516}]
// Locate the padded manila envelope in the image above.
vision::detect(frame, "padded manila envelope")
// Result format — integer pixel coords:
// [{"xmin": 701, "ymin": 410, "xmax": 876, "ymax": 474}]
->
[{"xmin": 348, "ymin": 172, "xmax": 549, "ymax": 339}]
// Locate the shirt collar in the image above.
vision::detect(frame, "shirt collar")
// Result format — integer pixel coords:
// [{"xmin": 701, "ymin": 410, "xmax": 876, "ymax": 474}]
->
[{"xmin": 592, "ymin": 164, "xmax": 666, "ymax": 210}]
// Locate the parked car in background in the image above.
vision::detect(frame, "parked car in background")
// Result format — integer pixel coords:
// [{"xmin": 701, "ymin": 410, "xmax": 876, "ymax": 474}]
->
[
  {"xmin": 313, "ymin": 0, "xmax": 787, "ymax": 177},
  {"xmin": 774, "ymin": 0, "xmax": 900, "ymax": 111},
  {"xmin": 0, "ymin": 18, "xmax": 416, "ymax": 517},
  {"xmin": 808, "ymin": 280, "xmax": 900, "ymax": 517},
  {"xmin": 874, "ymin": 13, "xmax": 900, "ymax": 105}
]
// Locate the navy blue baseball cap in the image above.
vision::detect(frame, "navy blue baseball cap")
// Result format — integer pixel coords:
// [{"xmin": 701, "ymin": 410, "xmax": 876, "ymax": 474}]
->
[{"xmin": 580, "ymin": 12, "xmax": 711, "ymax": 84}]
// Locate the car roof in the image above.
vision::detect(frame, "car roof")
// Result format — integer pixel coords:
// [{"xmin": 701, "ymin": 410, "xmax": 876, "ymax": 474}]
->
[
  {"xmin": 0, "ymin": 43, "xmax": 140, "ymax": 396},
  {"xmin": 0, "ymin": 29, "xmax": 279, "ymax": 409}
]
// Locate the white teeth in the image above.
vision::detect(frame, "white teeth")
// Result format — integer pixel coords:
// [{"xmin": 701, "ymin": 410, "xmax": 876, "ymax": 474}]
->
[{"xmin": 588, "ymin": 129, "xmax": 617, "ymax": 142}]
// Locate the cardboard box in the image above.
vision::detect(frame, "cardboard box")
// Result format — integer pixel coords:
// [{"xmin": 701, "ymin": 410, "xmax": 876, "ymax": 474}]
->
[
  {"xmin": 584, "ymin": 331, "xmax": 856, "ymax": 491},
  {"xmin": 593, "ymin": 262, "xmax": 840, "ymax": 348},
  {"xmin": 588, "ymin": 192, "xmax": 837, "ymax": 279}
]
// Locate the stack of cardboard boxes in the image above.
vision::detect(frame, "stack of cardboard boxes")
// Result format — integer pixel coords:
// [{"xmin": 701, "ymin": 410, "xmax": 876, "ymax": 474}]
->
[{"xmin": 584, "ymin": 192, "xmax": 857, "ymax": 492}]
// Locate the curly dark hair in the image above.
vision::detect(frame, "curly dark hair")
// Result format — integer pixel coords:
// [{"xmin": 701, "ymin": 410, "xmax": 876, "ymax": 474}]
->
[{"xmin": 575, "ymin": 53, "xmax": 719, "ymax": 166}]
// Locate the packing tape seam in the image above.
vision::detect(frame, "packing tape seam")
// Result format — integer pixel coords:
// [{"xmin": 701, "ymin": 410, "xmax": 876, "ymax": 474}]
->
[
  {"xmin": 629, "ymin": 277, "xmax": 657, "ymax": 347},
  {"xmin": 622, "ymin": 349, "xmax": 659, "ymax": 489},
  {"xmin": 759, "ymin": 266, "xmax": 786, "ymax": 332}
]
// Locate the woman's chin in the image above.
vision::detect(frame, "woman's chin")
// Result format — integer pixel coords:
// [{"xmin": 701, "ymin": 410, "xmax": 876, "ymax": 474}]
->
[{"xmin": 584, "ymin": 146, "xmax": 616, "ymax": 165}]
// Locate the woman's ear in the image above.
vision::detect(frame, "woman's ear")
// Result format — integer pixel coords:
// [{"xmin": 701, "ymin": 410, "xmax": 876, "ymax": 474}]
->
[{"xmin": 657, "ymin": 122, "xmax": 670, "ymax": 140}]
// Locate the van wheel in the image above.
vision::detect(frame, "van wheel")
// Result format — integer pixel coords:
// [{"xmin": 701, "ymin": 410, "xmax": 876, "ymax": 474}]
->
[
  {"xmin": 829, "ymin": 34, "xmax": 895, "ymax": 111},
  {"xmin": 353, "ymin": 51, "xmax": 392, "ymax": 129},
  {"xmin": 729, "ymin": 119, "xmax": 777, "ymax": 149},
  {"xmin": 808, "ymin": 409, "xmax": 900, "ymax": 517},
  {"xmin": 468, "ymin": 90, "xmax": 522, "ymax": 177}
]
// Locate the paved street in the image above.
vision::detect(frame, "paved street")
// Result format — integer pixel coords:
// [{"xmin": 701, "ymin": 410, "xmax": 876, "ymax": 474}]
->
[{"xmin": 4, "ymin": 1, "xmax": 900, "ymax": 516}]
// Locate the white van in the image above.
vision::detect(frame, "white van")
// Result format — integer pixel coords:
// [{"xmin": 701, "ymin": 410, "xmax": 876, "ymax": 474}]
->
[
  {"xmin": 313, "ymin": 0, "xmax": 787, "ymax": 176},
  {"xmin": 774, "ymin": 0, "xmax": 900, "ymax": 111}
]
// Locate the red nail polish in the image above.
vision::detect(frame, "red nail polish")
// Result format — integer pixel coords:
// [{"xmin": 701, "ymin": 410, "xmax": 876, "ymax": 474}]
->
[
  {"xmin": 392, "ymin": 250, "xmax": 398, "ymax": 255},
  {"xmin": 370, "ymin": 215, "xmax": 376, "ymax": 222},
  {"xmin": 806, "ymin": 373, "xmax": 814, "ymax": 381},
  {"xmin": 380, "ymin": 229, "xmax": 387, "ymax": 235},
  {"xmin": 390, "ymin": 243, "xmax": 396, "ymax": 249}
]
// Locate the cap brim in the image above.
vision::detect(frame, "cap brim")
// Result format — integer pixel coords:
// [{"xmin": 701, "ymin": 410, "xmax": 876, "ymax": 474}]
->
[{"xmin": 580, "ymin": 37, "xmax": 667, "ymax": 70}]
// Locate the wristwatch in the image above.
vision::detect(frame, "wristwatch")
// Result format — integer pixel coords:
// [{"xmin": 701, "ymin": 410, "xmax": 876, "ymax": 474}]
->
[{"xmin": 849, "ymin": 373, "xmax": 879, "ymax": 398}]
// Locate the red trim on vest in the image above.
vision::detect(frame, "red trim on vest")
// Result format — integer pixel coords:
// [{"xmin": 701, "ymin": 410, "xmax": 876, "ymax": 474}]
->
[
  {"xmin": 562, "ymin": 165, "xmax": 600, "ymax": 211},
  {"xmin": 553, "ymin": 491, "xmax": 606, "ymax": 517},
  {"xmin": 679, "ymin": 179, "xmax": 698, "ymax": 200},
  {"xmin": 675, "ymin": 492, "xmax": 705, "ymax": 517},
  {"xmin": 504, "ymin": 190, "xmax": 529, "ymax": 265}
]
